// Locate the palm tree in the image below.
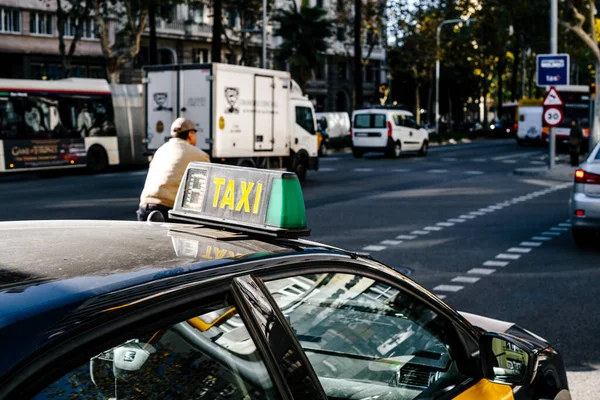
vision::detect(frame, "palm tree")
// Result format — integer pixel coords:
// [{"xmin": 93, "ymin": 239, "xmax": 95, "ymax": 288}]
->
[{"xmin": 272, "ymin": 2, "xmax": 333, "ymax": 91}]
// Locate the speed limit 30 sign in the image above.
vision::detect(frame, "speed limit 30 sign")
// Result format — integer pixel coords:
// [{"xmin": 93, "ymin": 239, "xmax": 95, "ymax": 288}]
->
[{"xmin": 543, "ymin": 107, "xmax": 563, "ymax": 126}]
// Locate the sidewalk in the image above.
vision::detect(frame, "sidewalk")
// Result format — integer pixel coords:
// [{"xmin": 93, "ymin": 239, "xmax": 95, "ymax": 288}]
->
[{"xmin": 513, "ymin": 162, "xmax": 577, "ymax": 181}]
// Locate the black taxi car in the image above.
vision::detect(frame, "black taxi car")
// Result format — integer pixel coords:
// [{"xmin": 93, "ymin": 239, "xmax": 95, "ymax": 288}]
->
[{"xmin": 0, "ymin": 164, "xmax": 569, "ymax": 400}]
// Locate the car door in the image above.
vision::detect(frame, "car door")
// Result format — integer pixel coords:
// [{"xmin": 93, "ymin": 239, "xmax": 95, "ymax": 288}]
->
[
  {"xmin": 258, "ymin": 262, "xmax": 516, "ymax": 400},
  {"xmin": 405, "ymin": 116, "xmax": 423, "ymax": 150},
  {"xmin": 6, "ymin": 275, "xmax": 325, "ymax": 400}
]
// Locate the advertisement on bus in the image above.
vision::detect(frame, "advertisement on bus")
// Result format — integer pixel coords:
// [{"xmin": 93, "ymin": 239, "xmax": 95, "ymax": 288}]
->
[{"xmin": 3, "ymin": 138, "xmax": 86, "ymax": 170}]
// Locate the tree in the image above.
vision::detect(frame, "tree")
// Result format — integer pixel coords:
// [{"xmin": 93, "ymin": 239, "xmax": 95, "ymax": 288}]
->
[
  {"xmin": 562, "ymin": 0, "xmax": 600, "ymax": 149},
  {"xmin": 272, "ymin": 2, "xmax": 333, "ymax": 91},
  {"xmin": 40, "ymin": 0, "xmax": 93, "ymax": 78},
  {"xmin": 93, "ymin": 0, "xmax": 149, "ymax": 83}
]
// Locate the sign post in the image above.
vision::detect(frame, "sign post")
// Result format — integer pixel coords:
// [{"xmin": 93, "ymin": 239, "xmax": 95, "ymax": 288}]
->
[{"xmin": 542, "ymin": 87, "xmax": 564, "ymax": 169}]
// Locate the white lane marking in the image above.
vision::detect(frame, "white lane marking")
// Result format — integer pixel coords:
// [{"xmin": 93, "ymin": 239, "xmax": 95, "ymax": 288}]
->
[
  {"xmin": 433, "ymin": 284, "xmax": 464, "ymax": 292},
  {"xmin": 489, "ymin": 206, "xmax": 503, "ymax": 210},
  {"xmin": 363, "ymin": 245, "xmax": 386, "ymax": 251},
  {"xmin": 472, "ymin": 158, "xmax": 487, "ymax": 162},
  {"xmin": 319, "ymin": 167, "xmax": 337, "ymax": 172},
  {"xmin": 492, "ymin": 151, "xmax": 540, "ymax": 161},
  {"xmin": 520, "ymin": 241, "xmax": 543, "ymax": 247},
  {"xmin": 396, "ymin": 235, "xmax": 417, "ymax": 240},
  {"xmin": 411, "ymin": 230, "xmax": 431, "ymax": 235},
  {"xmin": 559, "ymin": 223, "xmax": 572, "ymax": 227},
  {"xmin": 381, "ymin": 240, "xmax": 402, "ymax": 246},
  {"xmin": 465, "ymin": 171, "xmax": 485, "ymax": 175},
  {"xmin": 354, "ymin": 168, "xmax": 374, "ymax": 172},
  {"xmin": 551, "ymin": 227, "xmax": 569, "ymax": 232},
  {"xmin": 532, "ymin": 236, "xmax": 553, "ymax": 241},
  {"xmin": 484, "ymin": 260, "xmax": 509, "ymax": 267},
  {"xmin": 392, "ymin": 168, "xmax": 411, "ymax": 172},
  {"xmin": 448, "ymin": 218, "xmax": 467, "ymax": 223},
  {"xmin": 468, "ymin": 268, "xmax": 496, "ymax": 275},
  {"xmin": 437, "ymin": 222, "xmax": 455, "ymax": 227},
  {"xmin": 460, "ymin": 215, "xmax": 476, "ymax": 219},
  {"xmin": 542, "ymin": 231, "xmax": 562, "ymax": 236},
  {"xmin": 508, "ymin": 247, "xmax": 532, "ymax": 254},
  {"xmin": 530, "ymin": 160, "xmax": 546, "ymax": 165},
  {"xmin": 481, "ymin": 208, "xmax": 496, "ymax": 212},
  {"xmin": 442, "ymin": 157, "xmax": 458, "ymax": 161},
  {"xmin": 321, "ymin": 157, "xmax": 340, "ymax": 161},
  {"xmin": 452, "ymin": 276, "xmax": 481, "ymax": 284},
  {"xmin": 424, "ymin": 226, "xmax": 443, "ymax": 231},
  {"xmin": 428, "ymin": 169, "xmax": 449, "ymax": 173},
  {"xmin": 436, "ymin": 294, "xmax": 447, "ymax": 299},
  {"xmin": 470, "ymin": 211, "xmax": 485, "ymax": 216},
  {"xmin": 478, "ymin": 208, "xmax": 490, "ymax": 212},
  {"xmin": 502, "ymin": 159, "xmax": 518, "ymax": 164},
  {"xmin": 496, "ymin": 253, "xmax": 521, "ymax": 260}
]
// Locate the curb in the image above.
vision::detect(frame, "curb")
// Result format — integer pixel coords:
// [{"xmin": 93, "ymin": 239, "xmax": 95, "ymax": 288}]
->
[{"xmin": 513, "ymin": 165, "xmax": 576, "ymax": 180}]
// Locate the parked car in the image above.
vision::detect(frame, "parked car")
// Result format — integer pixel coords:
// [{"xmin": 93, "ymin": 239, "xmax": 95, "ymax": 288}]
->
[
  {"xmin": 459, "ymin": 121, "xmax": 483, "ymax": 136},
  {"xmin": 351, "ymin": 108, "xmax": 429, "ymax": 158},
  {"xmin": 570, "ymin": 141, "xmax": 600, "ymax": 246}
]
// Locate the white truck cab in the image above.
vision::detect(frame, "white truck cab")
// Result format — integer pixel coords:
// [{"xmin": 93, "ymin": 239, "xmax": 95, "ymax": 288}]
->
[
  {"xmin": 351, "ymin": 108, "xmax": 429, "ymax": 158},
  {"xmin": 288, "ymin": 81, "xmax": 318, "ymax": 180}
]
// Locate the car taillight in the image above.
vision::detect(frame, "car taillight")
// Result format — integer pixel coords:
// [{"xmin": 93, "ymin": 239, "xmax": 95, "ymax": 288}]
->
[
  {"xmin": 575, "ymin": 169, "xmax": 600, "ymax": 184},
  {"xmin": 513, "ymin": 122, "xmax": 518, "ymax": 130},
  {"xmin": 349, "ymin": 130, "xmax": 353, "ymax": 137},
  {"xmin": 387, "ymin": 121, "xmax": 393, "ymax": 137},
  {"xmin": 583, "ymin": 128, "xmax": 590, "ymax": 137},
  {"xmin": 575, "ymin": 209, "xmax": 585, "ymax": 217}
]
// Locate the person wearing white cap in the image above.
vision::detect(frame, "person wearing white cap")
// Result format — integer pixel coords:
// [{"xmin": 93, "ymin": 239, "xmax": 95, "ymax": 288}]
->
[{"xmin": 137, "ymin": 117, "xmax": 210, "ymax": 222}]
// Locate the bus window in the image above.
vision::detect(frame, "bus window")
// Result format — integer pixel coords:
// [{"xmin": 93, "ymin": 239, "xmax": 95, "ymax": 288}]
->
[
  {"xmin": 0, "ymin": 98, "xmax": 23, "ymax": 139},
  {"xmin": 67, "ymin": 95, "xmax": 116, "ymax": 138}
]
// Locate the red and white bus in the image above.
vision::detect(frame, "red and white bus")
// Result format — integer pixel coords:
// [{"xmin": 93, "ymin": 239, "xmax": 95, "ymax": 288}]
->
[
  {"xmin": 0, "ymin": 78, "xmax": 147, "ymax": 173},
  {"xmin": 541, "ymin": 85, "xmax": 592, "ymax": 149}
]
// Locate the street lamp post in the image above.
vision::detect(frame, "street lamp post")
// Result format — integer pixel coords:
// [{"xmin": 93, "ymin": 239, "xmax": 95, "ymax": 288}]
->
[{"xmin": 435, "ymin": 18, "xmax": 470, "ymax": 135}]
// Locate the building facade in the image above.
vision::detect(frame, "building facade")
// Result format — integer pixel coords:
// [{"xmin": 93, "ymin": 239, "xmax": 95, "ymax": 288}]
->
[{"xmin": 0, "ymin": 0, "xmax": 387, "ymax": 113}]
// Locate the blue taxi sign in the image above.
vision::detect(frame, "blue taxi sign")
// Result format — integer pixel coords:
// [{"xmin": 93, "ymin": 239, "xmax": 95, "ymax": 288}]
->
[{"xmin": 170, "ymin": 163, "xmax": 309, "ymax": 237}]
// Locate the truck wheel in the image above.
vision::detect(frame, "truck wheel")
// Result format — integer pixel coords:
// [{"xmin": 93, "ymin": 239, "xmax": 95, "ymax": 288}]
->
[
  {"xmin": 292, "ymin": 153, "xmax": 308, "ymax": 182},
  {"xmin": 87, "ymin": 145, "xmax": 108, "ymax": 174},
  {"xmin": 352, "ymin": 149, "xmax": 363, "ymax": 158},
  {"xmin": 418, "ymin": 140, "xmax": 429, "ymax": 157}
]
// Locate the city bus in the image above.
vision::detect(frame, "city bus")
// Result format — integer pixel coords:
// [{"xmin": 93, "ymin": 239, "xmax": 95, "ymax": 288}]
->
[
  {"xmin": 541, "ymin": 85, "xmax": 592, "ymax": 150},
  {"xmin": 0, "ymin": 78, "xmax": 147, "ymax": 173}
]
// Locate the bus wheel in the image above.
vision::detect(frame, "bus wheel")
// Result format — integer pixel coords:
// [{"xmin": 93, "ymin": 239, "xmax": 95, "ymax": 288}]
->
[{"xmin": 87, "ymin": 145, "xmax": 108, "ymax": 174}]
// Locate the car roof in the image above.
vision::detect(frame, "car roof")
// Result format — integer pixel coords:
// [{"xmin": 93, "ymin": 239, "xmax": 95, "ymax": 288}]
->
[
  {"xmin": 353, "ymin": 108, "xmax": 413, "ymax": 116},
  {"xmin": 0, "ymin": 220, "xmax": 349, "ymax": 377}
]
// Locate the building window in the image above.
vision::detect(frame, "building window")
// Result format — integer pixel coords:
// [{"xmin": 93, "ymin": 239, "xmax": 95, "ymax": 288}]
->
[
  {"xmin": 190, "ymin": 5, "xmax": 203, "ymax": 24},
  {"xmin": 193, "ymin": 48, "xmax": 209, "ymax": 63},
  {"xmin": 315, "ymin": 63, "xmax": 326, "ymax": 80},
  {"xmin": 30, "ymin": 12, "xmax": 53, "ymax": 36},
  {"xmin": 336, "ymin": 26, "xmax": 344, "ymax": 42},
  {"xmin": 64, "ymin": 17, "xmax": 95, "ymax": 39},
  {"xmin": 0, "ymin": 8, "xmax": 21, "ymax": 33},
  {"xmin": 226, "ymin": 9, "xmax": 237, "ymax": 28},
  {"xmin": 316, "ymin": 0, "xmax": 325, "ymax": 8},
  {"xmin": 337, "ymin": 62, "xmax": 347, "ymax": 80}
]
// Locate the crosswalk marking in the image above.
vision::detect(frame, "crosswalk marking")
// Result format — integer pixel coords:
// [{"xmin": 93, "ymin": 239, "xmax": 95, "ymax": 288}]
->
[
  {"xmin": 520, "ymin": 241, "xmax": 543, "ymax": 247},
  {"xmin": 433, "ymin": 284, "xmax": 464, "ymax": 292},
  {"xmin": 452, "ymin": 276, "xmax": 481, "ymax": 284},
  {"xmin": 396, "ymin": 235, "xmax": 417, "ymax": 240},
  {"xmin": 381, "ymin": 240, "xmax": 402, "ymax": 246},
  {"xmin": 484, "ymin": 260, "xmax": 509, "ymax": 267},
  {"xmin": 411, "ymin": 230, "xmax": 431, "ymax": 235},
  {"xmin": 532, "ymin": 236, "xmax": 553, "ymax": 241},
  {"xmin": 424, "ymin": 226, "xmax": 443, "ymax": 231},
  {"xmin": 437, "ymin": 222, "xmax": 454, "ymax": 227},
  {"xmin": 363, "ymin": 245, "xmax": 386, "ymax": 252},
  {"xmin": 468, "ymin": 268, "xmax": 496, "ymax": 275},
  {"xmin": 496, "ymin": 253, "xmax": 521, "ymax": 260},
  {"xmin": 508, "ymin": 247, "xmax": 532, "ymax": 253}
]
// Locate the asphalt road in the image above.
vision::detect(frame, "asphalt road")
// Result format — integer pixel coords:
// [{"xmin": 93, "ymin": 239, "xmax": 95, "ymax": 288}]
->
[{"xmin": 1, "ymin": 139, "xmax": 598, "ymax": 399}]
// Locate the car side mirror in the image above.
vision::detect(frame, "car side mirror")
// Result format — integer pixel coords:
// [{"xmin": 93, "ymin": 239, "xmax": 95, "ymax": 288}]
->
[{"xmin": 480, "ymin": 332, "xmax": 538, "ymax": 385}]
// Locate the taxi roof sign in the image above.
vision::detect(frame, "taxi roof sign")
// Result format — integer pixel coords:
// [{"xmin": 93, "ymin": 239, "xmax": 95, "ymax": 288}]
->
[{"xmin": 170, "ymin": 163, "xmax": 309, "ymax": 238}]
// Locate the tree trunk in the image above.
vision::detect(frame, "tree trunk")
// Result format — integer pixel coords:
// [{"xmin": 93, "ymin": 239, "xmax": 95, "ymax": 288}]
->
[
  {"xmin": 510, "ymin": 46, "xmax": 520, "ymax": 101},
  {"xmin": 149, "ymin": 0, "xmax": 158, "ymax": 65},
  {"xmin": 415, "ymin": 83, "xmax": 421, "ymax": 125},
  {"xmin": 107, "ymin": 59, "xmax": 120, "ymax": 83},
  {"xmin": 427, "ymin": 69, "xmax": 433, "ymax": 124},
  {"xmin": 212, "ymin": 0, "xmax": 222, "ymax": 63},
  {"xmin": 497, "ymin": 56, "xmax": 504, "ymax": 123},
  {"xmin": 353, "ymin": 0, "xmax": 363, "ymax": 109}
]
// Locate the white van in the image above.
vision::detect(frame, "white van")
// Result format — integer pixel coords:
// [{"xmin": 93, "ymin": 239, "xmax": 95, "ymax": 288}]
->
[
  {"xmin": 351, "ymin": 108, "xmax": 429, "ymax": 158},
  {"xmin": 516, "ymin": 105, "xmax": 543, "ymax": 146}
]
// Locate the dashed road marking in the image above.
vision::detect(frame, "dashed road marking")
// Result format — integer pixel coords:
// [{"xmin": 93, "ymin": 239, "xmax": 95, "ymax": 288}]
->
[
  {"xmin": 319, "ymin": 167, "xmax": 337, "ymax": 172},
  {"xmin": 468, "ymin": 268, "xmax": 496, "ymax": 275},
  {"xmin": 532, "ymin": 236, "xmax": 553, "ymax": 241},
  {"xmin": 424, "ymin": 226, "xmax": 443, "ymax": 231},
  {"xmin": 437, "ymin": 222, "xmax": 454, "ymax": 227},
  {"xmin": 434, "ymin": 284, "xmax": 464, "ymax": 292},
  {"xmin": 465, "ymin": 171, "xmax": 485, "ymax": 175},
  {"xmin": 484, "ymin": 260, "xmax": 509, "ymax": 267},
  {"xmin": 354, "ymin": 168, "xmax": 374, "ymax": 172},
  {"xmin": 436, "ymin": 294, "xmax": 447, "ymax": 299},
  {"xmin": 558, "ymin": 223, "xmax": 572, "ymax": 227},
  {"xmin": 496, "ymin": 253, "xmax": 521, "ymax": 260},
  {"xmin": 551, "ymin": 227, "xmax": 569, "ymax": 232},
  {"xmin": 470, "ymin": 211, "xmax": 486, "ymax": 216},
  {"xmin": 396, "ymin": 235, "xmax": 417, "ymax": 240},
  {"xmin": 508, "ymin": 247, "xmax": 532, "ymax": 254},
  {"xmin": 452, "ymin": 276, "xmax": 481, "ymax": 284},
  {"xmin": 520, "ymin": 241, "xmax": 543, "ymax": 247},
  {"xmin": 363, "ymin": 245, "xmax": 386, "ymax": 252},
  {"xmin": 411, "ymin": 230, "xmax": 431, "ymax": 235},
  {"xmin": 392, "ymin": 168, "xmax": 411, "ymax": 173},
  {"xmin": 381, "ymin": 240, "xmax": 402, "ymax": 246},
  {"xmin": 460, "ymin": 215, "xmax": 476, "ymax": 219},
  {"xmin": 442, "ymin": 157, "xmax": 458, "ymax": 161},
  {"xmin": 428, "ymin": 169, "xmax": 449, "ymax": 173},
  {"xmin": 542, "ymin": 231, "xmax": 562, "ymax": 236},
  {"xmin": 448, "ymin": 218, "xmax": 466, "ymax": 223}
]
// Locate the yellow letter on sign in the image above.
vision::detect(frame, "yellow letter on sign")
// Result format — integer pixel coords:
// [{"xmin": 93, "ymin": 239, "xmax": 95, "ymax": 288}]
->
[
  {"xmin": 213, "ymin": 178, "xmax": 226, "ymax": 208},
  {"xmin": 235, "ymin": 181, "xmax": 255, "ymax": 213},
  {"xmin": 220, "ymin": 180, "xmax": 235, "ymax": 210}
]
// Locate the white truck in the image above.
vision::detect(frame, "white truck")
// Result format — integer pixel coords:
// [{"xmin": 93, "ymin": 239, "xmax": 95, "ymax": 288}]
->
[{"xmin": 144, "ymin": 63, "xmax": 318, "ymax": 181}]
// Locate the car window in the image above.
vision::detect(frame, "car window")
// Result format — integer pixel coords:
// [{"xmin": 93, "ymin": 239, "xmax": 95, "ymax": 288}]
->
[
  {"xmin": 406, "ymin": 118, "xmax": 418, "ymax": 129},
  {"xmin": 33, "ymin": 299, "xmax": 277, "ymax": 400},
  {"xmin": 265, "ymin": 273, "xmax": 469, "ymax": 400},
  {"xmin": 392, "ymin": 114, "xmax": 405, "ymax": 127},
  {"xmin": 296, "ymin": 106, "xmax": 315, "ymax": 135},
  {"xmin": 354, "ymin": 114, "xmax": 387, "ymax": 129}
]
